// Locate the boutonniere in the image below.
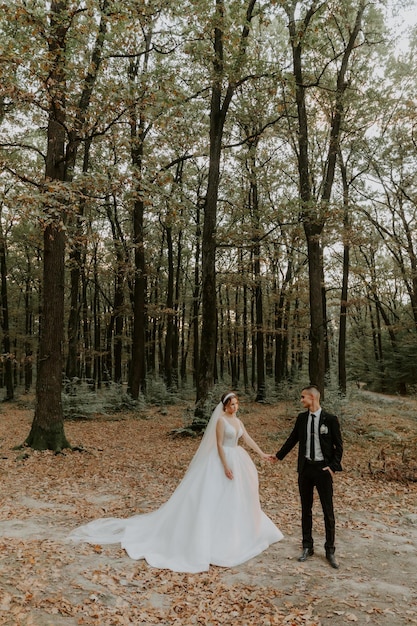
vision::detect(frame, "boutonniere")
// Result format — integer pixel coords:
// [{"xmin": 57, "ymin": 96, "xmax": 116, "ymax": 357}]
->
[{"xmin": 320, "ymin": 424, "xmax": 328, "ymax": 435}]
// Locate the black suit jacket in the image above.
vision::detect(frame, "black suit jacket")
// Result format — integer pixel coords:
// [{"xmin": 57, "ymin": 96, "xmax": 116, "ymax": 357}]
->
[{"xmin": 276, "ymin": 409, "xmax": 343, "ymax": 473}]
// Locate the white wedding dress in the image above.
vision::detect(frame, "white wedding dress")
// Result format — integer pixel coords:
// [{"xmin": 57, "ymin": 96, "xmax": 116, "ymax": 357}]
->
[{"xmin": 68, "ymin": 404, "xmax": 283, "ymax": 573}]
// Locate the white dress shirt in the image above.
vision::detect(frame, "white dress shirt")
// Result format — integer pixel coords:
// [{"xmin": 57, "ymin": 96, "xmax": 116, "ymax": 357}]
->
[{"xmin": 307, "ymin": 408, "xmax": 324, "ymax": 461}]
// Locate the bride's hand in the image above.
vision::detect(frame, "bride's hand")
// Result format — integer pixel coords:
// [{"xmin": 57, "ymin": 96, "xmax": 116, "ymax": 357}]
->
[
  {"xmin": 266, "ymin": 454, "xmax": 277, "ymax": 462},
  {"xmin": 224, "ymin": 466, "xmax": 234, "ymax": 480}
]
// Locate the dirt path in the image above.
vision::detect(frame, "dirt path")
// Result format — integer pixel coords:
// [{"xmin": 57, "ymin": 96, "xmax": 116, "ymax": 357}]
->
[{"xmin": 0, "ymin": 393, "xmax": 416, "ymax": 625}]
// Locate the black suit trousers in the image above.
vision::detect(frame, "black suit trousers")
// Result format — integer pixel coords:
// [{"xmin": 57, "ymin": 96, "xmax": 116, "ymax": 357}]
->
[{"xmin": 298, "ymin": 460, "xmax": 335, "ymax": 553}]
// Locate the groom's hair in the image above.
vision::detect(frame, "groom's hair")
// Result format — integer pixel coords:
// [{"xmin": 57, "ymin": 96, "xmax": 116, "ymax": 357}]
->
[{"xmin": 302, "ymin": 384, "xmax": 320, "ymax": 398}]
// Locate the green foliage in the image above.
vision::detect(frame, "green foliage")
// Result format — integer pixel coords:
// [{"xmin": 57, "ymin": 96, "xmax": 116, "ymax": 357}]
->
[
  {"xmin": 144, "ymin": 378, "xmax": 182, "ymax": 406},
  {"xmin": 62, "ymin": 382, "xmax": 146, "ymax": 419},
  {"xmin": 0, "ymin": 0, "xmax": 416, "ymax": 422}
]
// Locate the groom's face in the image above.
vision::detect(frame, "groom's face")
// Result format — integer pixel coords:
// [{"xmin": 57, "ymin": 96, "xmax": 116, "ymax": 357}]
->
[{"xmin": 300, "ymin": 391, "xmax": 313, "ymax": 410}]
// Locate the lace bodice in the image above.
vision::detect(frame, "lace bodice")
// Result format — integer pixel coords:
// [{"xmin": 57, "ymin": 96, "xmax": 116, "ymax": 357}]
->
[{"xmin": 222, "ymin": 418, "xmax": 243, "ymax": 447}]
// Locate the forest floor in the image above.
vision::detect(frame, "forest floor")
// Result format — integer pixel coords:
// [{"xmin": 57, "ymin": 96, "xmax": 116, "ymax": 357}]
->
[{"xmin": 0, "ymin": 388, "xmax": 417, "ymax": 625}]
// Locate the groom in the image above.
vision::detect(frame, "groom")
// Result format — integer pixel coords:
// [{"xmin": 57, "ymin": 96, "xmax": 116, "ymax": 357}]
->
[{"xmin": 274, "ymin": 385, "xmax": 343, "ymax": 569}]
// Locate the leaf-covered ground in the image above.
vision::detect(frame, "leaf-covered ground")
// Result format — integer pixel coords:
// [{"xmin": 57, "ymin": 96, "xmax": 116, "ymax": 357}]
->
[{"xmin": 0, "ymin": 390, "xmax": 417, "ymax": 625}]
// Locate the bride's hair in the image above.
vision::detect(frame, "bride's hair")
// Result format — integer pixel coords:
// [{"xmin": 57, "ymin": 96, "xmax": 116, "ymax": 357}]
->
[{"xmin": 221, "ymin": 392, "xmax": 237, "ymax": 408}]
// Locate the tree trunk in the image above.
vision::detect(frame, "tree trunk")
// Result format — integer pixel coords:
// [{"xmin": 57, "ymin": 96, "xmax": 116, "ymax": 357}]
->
[
  {"xmin": 66, "ymin": 140, "xmax": 92, "ymax": 382},
  {"xmin": 194, "ymin": 75, "xmax": 223, "ymax": 416},
  {"xmin": 242, "ymin": 283, "xmax": 249, "ymax": 393},
  {"xmin": 65, "ymin": 5, "xmax": 108, "ymax": 381},
  {"xmin": 254, "ymin": 271, "xmax": 265, "ymax": 401},
  {"xmin": 113, "ymin": 271, "xmax": 124, "ymax": 384},
  {"xmin": 26, "ymin": 0, "xmax": 70, "ymax": 451},
  {"xmin": 129, "ymin": 191, "xmax": 147, "ymax": 397},
  {"xmin": 286, "ymin": 4, "xmax": 325, "ymax": 394},
  {"xmin": 27, "ymin": 221, "xmax": 70, "ymax": 450},
  {"xmin": 164, "ymin": 223, "xmax": 174, "ymax": 390},
  {"xmin": 127, "ymin": 46, "xmax": 149, "ymax": 399},
  {"xmin": 81, "ymin": 269, "xmax": 92, "ymax": 381},
  {"xmin": 24, "ymin": 259, "xmax": 33, "ymax": 393},
  {"xmin": 194, "ymin": 0, "xmax": 257, "ymax": 424},
  {"xmin": 180, "ymin": 300, "xmax": 188, "ymax": 384},
  {"xmin": 66, "ymin": 248, "xmax": 81, "ymax": 381},
  {"xmin": 225, "ymin": 286, "xmax": 238, "ymax": 388},
  {"xmin": 275, "ymin": 257, "xmax": 292, "ymax": 385},
  {"xmin": 338, "ymin": 154, "xmax": 350, "ymax": 395},
  {"xmin": 286, "ymin": 0, "xmax": 366, "ymax": 396},
  {"xmin": 93, "ymin": 244, "xmax": 102, "ymax": 389},
  {"xmin": 172, "ymin": 224, "xmax": 182, "ymax": 389},
  {"xmin": 104, "ymin": 196, "xmax": 128, "ymax": 385},
  {"xmin": 0, "ymin": 216, "xmax": 13, "ymax": 400},
  {"xmin": 305, "ymin": 232, "xmax": 326, "ymax": 390},
  {"xmin": 192, "ymin": 200, "xmax": 201, "ymax": 383},
  {"xmin": 30, "ymin": 191, "xmax": 68, "ymax": 445}
]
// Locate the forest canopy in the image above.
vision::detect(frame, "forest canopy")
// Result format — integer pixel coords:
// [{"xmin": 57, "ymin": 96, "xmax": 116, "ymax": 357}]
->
[{"xmin": 0, "ymin": 0, "xmax": 417, "ymax": 447}]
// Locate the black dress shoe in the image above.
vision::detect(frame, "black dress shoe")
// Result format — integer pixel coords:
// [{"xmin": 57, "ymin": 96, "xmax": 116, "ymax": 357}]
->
[
  {"xmin": 298, "ymin": 548, "xmax": 314, "ymax": 562},
  {"xmin": 326, "ymin": 553, "xmax": 339, "ymax": 569}
]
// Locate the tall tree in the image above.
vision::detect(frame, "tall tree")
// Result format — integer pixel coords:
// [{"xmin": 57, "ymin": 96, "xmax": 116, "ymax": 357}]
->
[
  {"xmin": 26, "ymin": 0, "xmax": 70, "ymax": 450},
  {"xmin": 65, "ymin": 2, "xmax": 109, "ymax": 381},
  {"xmin": 195, "ymin": 0, "xmax": 258, "ymax": 423},
  {"xmin": 127, "ymin": 24, "xmax": 153, "ymax": 399},
  {"xmin": 0, "ymin": 199, "xmax": 13, "ymax": 400},
  {"xmin": 283, "ymin": 0, "xmax": 367, "ymax": 395},
  {"xmin": 337, "ymin": 150, "xmax": 351, "ymax": 395},
  {"xmin": 246, "ymin": 133, "xmax": 266, "ymax": 401}
]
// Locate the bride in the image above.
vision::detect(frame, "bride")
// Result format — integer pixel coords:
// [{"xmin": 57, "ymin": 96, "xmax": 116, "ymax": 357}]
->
[{"xmin": 68, "ymin": 392, "xmax": 283, "ymax": 573}]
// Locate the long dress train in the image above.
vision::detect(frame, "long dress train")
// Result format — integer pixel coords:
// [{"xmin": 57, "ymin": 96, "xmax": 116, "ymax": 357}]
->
[{"xmin": 68, "ymin": 408, "xmax": 283, "ymax": 573}]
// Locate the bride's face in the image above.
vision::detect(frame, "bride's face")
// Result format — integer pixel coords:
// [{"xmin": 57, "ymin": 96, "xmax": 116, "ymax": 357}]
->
[{"xmin": 225, "ymin": 398, "xmax": 239, "ymax": 415}]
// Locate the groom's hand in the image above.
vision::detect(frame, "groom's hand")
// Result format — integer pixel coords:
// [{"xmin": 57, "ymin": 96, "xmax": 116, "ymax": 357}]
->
[
  {"xmin": 323, "ymin": 466, "xmax": 335, "ymax": 478},
  {"xmin": 267, "ymin": 455, "xmax": 277, "ymax": 463}
]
